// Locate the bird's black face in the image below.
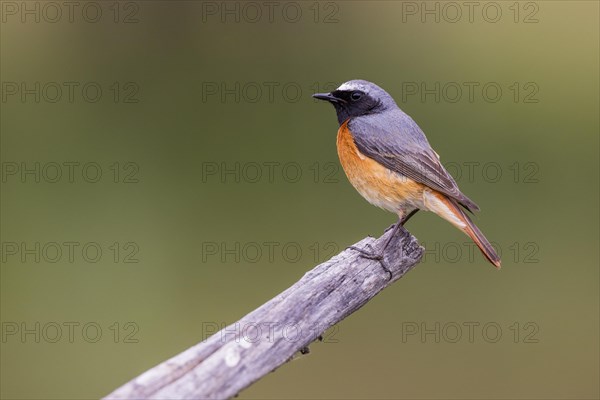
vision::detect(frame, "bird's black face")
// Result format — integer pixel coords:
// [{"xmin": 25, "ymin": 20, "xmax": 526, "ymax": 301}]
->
[{"xmin": 313, "ymin": 90, "xmax": 384, "ymax": 125}]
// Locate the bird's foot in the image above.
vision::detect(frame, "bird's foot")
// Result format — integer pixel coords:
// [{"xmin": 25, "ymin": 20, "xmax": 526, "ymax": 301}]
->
[
  {"xmin": 347, "ymin": 243, "xmax": 382, "ymax": 260},
  {"xmin": 384, "ymin": 223, "xmax": 398, "ymax": 233},
  {"xmin": 347, "ymin": 244, "xmax": 392, "ymax": 281}
]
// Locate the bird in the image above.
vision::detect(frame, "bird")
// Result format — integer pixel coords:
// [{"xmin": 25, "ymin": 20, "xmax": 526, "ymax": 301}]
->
[{"xmin": 313, "ymin": 79, "xmax": 501, "ymax": 272}]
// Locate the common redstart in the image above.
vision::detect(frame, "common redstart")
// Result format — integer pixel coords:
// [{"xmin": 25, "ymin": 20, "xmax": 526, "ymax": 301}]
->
[{"xmin": 313, "ymin": 79, "xmax": 501, "ymax": 270}]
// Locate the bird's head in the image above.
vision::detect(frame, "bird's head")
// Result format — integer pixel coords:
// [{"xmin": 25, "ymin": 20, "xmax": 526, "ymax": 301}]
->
[{"xmin": 313, "ymin": 79, "xmax": 397, "ymax": 125}]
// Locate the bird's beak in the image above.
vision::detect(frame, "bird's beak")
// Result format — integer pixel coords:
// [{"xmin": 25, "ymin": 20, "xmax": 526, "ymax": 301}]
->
[{"xmin": 312, "ymin": 92, "xmax": 345, "ymax": 104}]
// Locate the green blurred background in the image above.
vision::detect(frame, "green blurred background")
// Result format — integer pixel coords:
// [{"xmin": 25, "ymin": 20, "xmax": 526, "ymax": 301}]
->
[{"xmin": 1, "ymin": 1, "xmax": 598, "ymax": 399}]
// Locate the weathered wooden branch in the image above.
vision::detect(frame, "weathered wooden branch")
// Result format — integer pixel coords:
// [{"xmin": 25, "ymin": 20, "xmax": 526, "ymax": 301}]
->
[{"xmin": 104, "ymin": 226, "xmax": 423, "ymax": 400}]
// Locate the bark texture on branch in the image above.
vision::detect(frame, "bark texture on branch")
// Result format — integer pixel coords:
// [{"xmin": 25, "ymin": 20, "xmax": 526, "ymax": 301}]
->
[{"xmin": 104, "ymin": 226, "xmax": 423, "ymax": 400}]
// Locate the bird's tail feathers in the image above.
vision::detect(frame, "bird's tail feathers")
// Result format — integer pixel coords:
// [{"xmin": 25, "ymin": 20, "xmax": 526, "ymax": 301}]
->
[{"xmin": 423, "ymin": 190, "xmax": 501, "ymax": 268}]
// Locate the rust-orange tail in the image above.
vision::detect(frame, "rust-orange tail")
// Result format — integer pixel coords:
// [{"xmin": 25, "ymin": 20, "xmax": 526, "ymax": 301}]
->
[{"xmin": 424, "ymin": 190, "xmax": 501, "ymax": 268}]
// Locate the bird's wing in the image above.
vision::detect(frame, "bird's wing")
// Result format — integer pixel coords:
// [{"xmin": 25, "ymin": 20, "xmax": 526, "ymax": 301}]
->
[{"xmin": 349, "ymin": 116, "xmax": 480, "ymax": 212}]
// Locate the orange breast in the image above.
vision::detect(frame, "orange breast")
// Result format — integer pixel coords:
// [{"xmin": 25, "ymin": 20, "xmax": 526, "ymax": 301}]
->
[{"xmin": 336, "ymin": 121, "xmax": 425, "ymax": 215}]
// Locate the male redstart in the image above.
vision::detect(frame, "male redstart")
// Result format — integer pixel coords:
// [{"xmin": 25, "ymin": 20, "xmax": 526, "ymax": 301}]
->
[{"xmin": 314, "ymin": 79, "xmax": 501, "ymax": 270}]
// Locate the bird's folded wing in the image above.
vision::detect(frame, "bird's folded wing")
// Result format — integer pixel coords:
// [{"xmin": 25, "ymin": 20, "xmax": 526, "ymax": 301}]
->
[{"xmin": 350, "ymin": 118, "xmax": 480, "ymax": 212}]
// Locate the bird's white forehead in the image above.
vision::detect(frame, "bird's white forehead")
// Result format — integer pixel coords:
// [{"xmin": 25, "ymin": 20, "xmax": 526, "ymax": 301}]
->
[{"xmin": 337, "ymin": 82, "xmax": 367, "ymax": 92}]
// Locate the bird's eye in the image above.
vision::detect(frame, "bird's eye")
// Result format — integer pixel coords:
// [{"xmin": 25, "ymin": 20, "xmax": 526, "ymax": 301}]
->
[{"xmin": 350, "ymin": 91, "xmax": 363, "ymax": 101}]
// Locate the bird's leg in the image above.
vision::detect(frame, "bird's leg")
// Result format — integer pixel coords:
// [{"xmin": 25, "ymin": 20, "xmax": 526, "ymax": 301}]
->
[
  {"xmin": 400, "ymin": 208, "xmax": 419, "ymax": 225},
  {"xmin": 384, "ymin": 209, "xmax": 419, "ymax": 233}
]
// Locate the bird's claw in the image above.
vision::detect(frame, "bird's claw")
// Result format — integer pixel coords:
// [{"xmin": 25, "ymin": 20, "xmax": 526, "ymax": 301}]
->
[
  {"xmin": 384, "ymin": 223, "xmax": 398, "ymax": 233},
  {"xmin": 347, "ymin": 245, "xmax": 392, "ymax": 281}
]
